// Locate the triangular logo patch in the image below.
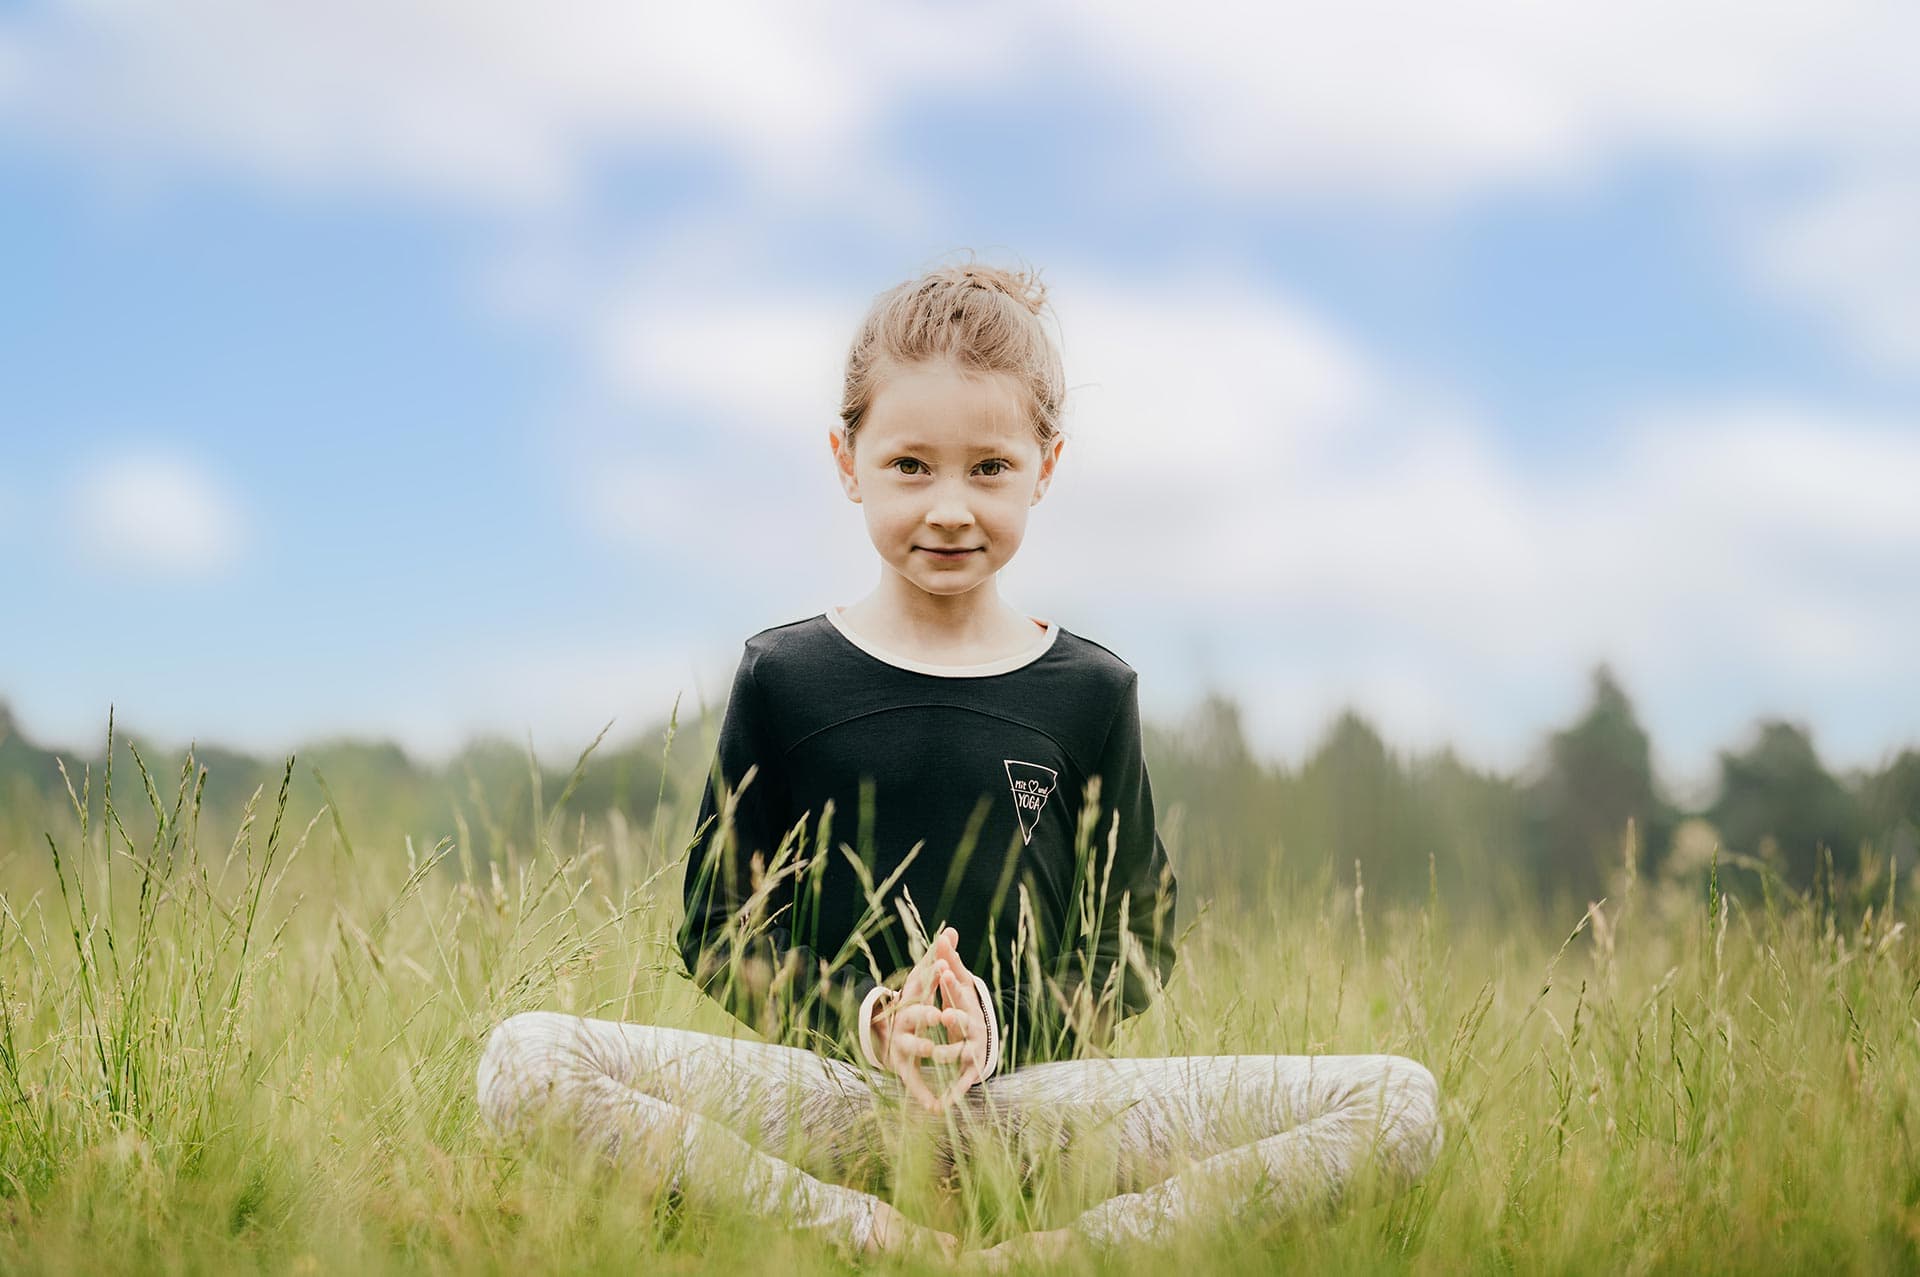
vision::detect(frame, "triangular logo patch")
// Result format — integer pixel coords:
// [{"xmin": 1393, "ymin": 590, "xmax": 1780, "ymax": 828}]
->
[{"xmin": 1003, "ymin": 759, "xmax": 1058, "ymax": 846}]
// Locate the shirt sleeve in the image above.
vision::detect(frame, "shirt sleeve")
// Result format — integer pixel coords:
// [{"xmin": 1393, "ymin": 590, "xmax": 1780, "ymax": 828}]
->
[
  {"xmin": 1016, "ymin": 669, "xmax": 1180, "ymax": 1064},
  {"xmin": 675, "ymin": 643, "xmax": 881, "ymax": 1060}
]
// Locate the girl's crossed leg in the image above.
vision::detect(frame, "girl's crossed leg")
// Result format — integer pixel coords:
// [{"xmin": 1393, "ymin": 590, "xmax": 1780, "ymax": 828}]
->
[
  {"xmin": 476, "ymin": 1012, "xmax": 915, "ymax": 1254},
  {"xmin": 979, "ymin": 1051, "xmax": 1444, "ymax": 1249},
  {"xmin": 474, "ymin": 1012, "xmax": 1443, "ymax": 1256}
]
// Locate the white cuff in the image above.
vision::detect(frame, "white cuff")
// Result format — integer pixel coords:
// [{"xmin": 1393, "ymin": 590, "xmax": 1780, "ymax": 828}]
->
[
  {"xmin": 857, "ymin": 985, "xmax": 890, "ymax": 1070},
  {"xmin": 972, "ymin": 974, "xmax": 1000, "ymax": 1080}
]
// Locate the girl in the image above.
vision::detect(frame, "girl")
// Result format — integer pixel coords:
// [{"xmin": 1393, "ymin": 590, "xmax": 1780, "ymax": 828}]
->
[{"xmin": 476, "ymin": 260, "xmax": 1443, "ymax": 1263}]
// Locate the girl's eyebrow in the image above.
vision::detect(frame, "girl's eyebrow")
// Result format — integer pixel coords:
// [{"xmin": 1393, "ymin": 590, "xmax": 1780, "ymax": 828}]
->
[{"xmin": 888, "ymin": 442, "xmax": 1017, "ymax": 456}]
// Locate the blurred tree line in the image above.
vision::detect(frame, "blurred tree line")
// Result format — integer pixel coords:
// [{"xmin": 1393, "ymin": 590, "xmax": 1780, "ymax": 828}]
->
[
  {"xmin": 1148, "ymin": 668, "xmax": 1916, "ymax": 919},
  {"xmin": 2, "ymin": 667, "xmax": 1915, "ymax": 920}
]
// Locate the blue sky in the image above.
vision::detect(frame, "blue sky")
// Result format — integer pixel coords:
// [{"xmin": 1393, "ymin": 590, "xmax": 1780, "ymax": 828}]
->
[{"xmin": 1, "ymin": 1, "xmax": 1916, "ymax": 791}]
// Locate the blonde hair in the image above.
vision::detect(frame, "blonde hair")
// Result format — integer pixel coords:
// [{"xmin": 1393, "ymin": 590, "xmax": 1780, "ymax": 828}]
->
[{"xmin": 839, "ymin": 256, "xmax": 1065, "ymax": 451}]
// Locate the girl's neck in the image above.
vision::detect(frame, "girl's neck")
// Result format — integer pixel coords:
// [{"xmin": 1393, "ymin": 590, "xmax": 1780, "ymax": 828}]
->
[{"xmin": 839, "ymin": 574, "xmax": 1044, "ymax": 664}]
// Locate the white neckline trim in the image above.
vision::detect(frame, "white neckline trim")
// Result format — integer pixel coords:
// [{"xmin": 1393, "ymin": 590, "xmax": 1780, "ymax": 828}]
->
[{"xmin": 824, "ymin": 606, "xmax": 1060, "ymax": 678}]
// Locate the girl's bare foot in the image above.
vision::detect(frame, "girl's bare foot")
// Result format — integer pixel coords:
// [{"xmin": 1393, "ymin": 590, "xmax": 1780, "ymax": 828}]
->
[
  {"xmin": 862, "ymin": 1199, "xmax": 960, "ymax": 1261},
  {"xmin": 962, "ymin": 1226, "xmax": 1079, "ymax": 1270}
]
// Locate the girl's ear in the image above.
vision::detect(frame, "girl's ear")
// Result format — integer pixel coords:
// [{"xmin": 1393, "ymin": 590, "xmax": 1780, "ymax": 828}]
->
[
  {"xmin": 1030, "ymin": 435, "xmax": 1066, "ymax": 505},
  {"xmin": 828, "ymin": 427, "xmax": 860, "ymax": 502}
]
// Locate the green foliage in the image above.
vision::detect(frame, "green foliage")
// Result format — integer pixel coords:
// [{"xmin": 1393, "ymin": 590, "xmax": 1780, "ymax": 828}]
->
[
  {"xmin": 3, "ymin": 717, "xmax": 1920, "ymax": 1273},
  {"xmin": 1860, "ymin": 750, "xmax": 1920, "ymax": 864},
  {"xmin": 1145, "ymin": 700, "xmax": 1531, "ymax": 917},
  {"xmin": 1523, "ymin": 665, "xmax": 1678, "ymax": 908},
  {"xmin": 1710, "ymin": 720, "xmax": 1864, "ymax": 888}
]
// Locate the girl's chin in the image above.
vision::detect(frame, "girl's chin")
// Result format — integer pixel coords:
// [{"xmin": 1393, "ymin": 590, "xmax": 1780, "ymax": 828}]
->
[
  {"xmin": 899, "ymin": 566, "xmax": 993, "ymax": 595},
  {"xmin": 912, "ymin": 578, "xmax": 986, "ymax": 596}
]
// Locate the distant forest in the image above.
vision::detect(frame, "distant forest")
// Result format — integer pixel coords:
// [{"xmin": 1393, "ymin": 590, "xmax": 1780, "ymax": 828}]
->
[{"xmin": 3, "ymin": 667, "xmax": 1916, "ymax": 921}]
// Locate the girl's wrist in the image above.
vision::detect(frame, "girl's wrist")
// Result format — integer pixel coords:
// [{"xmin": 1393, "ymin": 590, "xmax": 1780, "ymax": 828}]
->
[{"xmin": 859, "ymin": 985, "xmax": 898, "ymax": 1069}]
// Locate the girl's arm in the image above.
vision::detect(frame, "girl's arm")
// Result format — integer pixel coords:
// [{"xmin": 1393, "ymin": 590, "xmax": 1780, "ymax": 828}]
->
[
  {"xmin": 1024, "ymin": 670, "xmax": 1180, "ymax": 1063},
  {"xmin": 675, "ymin": 645, "xmax": 882, "ymax": 1059}
]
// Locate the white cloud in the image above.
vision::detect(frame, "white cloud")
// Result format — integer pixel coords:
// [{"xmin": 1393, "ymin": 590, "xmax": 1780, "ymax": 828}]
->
[
  {"xmin": 1633, "ymin": 407, "xmax": 1920, "ymax": 549},
  {"xmin": 563, "ymin": 271, "xmax": 859, "ymax": 583},
  {"xmin": 12, "ymin": 0, "xmax": 1919, "ymax": 379},
  {"xmin": 14, "ymin": 633, "xmax": 720, "ymax": 767},
  {"xmin": 70, "ymin": 452, "xmax": 247, "ymax": 577},
  {"xmin": 1204, "ymin": 402, "xmax": 1920, "ymax": 769},
  {"xmin": 5, "ymin": 1, "xmax": 1916, "ymax": 210},
  {"xmin": 1055, "ymin": 269, "xmax": 1370, "ymax": 480},
  {"xmin": 0, "ymin": 27, "xmax": 24, "ymax": 102},
  {"xmin": 1054, "ymin": 0, "xmax": 1920, "ymax": 201},
  {"xmin": 595, "ymin": 291, "xmax": 854, "ymax": 438},
  {"xmin": 427, "ymin": 637, "xmax": 716, "ymax": 765},
  {"xmin": 1748, "ymin": 174, "xmax": 1920, "ymax": 371},
  {"xmin": 0, "ymin": 0, "xmax": 1023, "ymax": 209},
  {"xmin": 1132, "ymin": 402, "xmax": 1920, "ymax": 677}
]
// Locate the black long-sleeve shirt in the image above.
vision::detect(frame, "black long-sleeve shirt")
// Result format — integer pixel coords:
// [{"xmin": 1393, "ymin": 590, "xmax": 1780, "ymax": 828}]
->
[{"xmin": 676, "ymin": 608, "xmax": 1179, "ymax": 1071}]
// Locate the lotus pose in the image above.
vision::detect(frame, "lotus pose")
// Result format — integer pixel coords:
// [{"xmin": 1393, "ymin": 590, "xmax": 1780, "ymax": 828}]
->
[{"xmin": 476, "ymin": 259, "xmax": 1443, "ymax": 1261}]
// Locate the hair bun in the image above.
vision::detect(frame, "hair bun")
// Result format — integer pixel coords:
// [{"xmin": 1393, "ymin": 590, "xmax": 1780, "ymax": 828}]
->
[{"xmin": 938, "ymin": 262, "xmax": 1049, "ymax": 317}]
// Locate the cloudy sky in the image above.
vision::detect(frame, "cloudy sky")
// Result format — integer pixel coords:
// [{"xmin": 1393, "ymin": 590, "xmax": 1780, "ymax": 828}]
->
[{"xmin": 1, "ymin": 0, "xmax": 1916, "ymax": 789}]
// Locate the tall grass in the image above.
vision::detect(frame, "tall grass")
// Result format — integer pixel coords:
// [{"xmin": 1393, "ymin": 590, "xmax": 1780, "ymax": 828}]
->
[{"xmin": 1, "ymin": 716, "xmax": 1917, "ymax": 1273}]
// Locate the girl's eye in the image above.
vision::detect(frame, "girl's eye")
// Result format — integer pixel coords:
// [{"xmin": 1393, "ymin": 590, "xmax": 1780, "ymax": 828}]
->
[
  {"xmin": 892, "ymin": 459, "xmax": 926, "ymax": 475},
  {"xmin": 976, "ymin": 459, "xmax": 1009, "ymax": 477}
]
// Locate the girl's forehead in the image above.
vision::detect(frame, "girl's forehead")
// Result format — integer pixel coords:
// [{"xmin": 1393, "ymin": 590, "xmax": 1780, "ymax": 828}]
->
[{"xmin": 863, "ymin": 363, "xmax": 1034, "ymax": 449}]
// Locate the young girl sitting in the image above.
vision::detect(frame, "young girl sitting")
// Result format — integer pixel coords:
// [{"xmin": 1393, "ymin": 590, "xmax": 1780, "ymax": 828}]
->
[{"xmin": 476, "ymin": 259, "xmax": 1444, "ymax": 1263}]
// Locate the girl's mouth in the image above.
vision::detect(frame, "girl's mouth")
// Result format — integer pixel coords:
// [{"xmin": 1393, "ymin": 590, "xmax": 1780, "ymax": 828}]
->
[{"xmin": 918, "ymin": 547, "xmax": 980, "ymax": 559}]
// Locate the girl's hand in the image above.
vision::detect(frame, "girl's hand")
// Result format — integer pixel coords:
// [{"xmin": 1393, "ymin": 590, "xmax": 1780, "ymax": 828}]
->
[
  {"xmin": 871, "ymin": 944, "xmax": 972, "ymax": 1113},
  {"xmin": 928, "ymin": 927, "xmax": 990, "ymax": 1107}
]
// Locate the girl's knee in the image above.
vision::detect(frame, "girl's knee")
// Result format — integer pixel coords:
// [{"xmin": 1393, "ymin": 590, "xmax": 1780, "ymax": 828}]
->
[
  {"xmin": 476, "ymin": 1011, "xmax": 587, "ymax": 1131},
  {"xmin": 481, "ymin": 1010, "xmax": 574, "ymax": 1067},
  {"xmin": 1385, "ymin": 1055, "xmax": 1439, "ymax": 1111},
  {"xmin": 1371, "ymin": 1055, "xmax": 1443, "ymax": 1178}
]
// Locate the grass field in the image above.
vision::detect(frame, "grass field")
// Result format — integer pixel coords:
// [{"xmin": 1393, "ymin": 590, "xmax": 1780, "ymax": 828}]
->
[{"xmin": 2, "ymin": 722, "xmax": 1917, "ymax": 1274}]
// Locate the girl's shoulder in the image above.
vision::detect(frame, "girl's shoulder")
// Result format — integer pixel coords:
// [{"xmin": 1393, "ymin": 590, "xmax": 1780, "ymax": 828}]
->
[
  {"xmin": 1050, "ymin": 627, "xmax": 1138, "ymax": 684},
  {"xmin": 741, "ymin": 612, "xmax": 828, "ymax": 651},
  {"xmin": 732, "ymin": 612, "xmax": 832, "ymax": 678}
]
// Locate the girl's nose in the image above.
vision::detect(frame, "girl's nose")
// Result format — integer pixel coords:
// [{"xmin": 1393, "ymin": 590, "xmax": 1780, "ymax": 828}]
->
[{"xmin": 926, "ymin": 491, "xmax": 975, "ymax": 529}]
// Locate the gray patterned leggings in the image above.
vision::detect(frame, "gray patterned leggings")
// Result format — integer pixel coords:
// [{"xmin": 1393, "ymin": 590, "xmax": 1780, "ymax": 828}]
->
[{"xmin": 475, "ymin": 1012, "xmax": 1443, "ymax": 1252}]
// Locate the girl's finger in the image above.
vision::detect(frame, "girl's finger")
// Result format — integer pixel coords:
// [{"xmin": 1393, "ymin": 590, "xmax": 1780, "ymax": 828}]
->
[
  {"xmin": 890, "ymin": 1006, "xmax": 967, "ymax": 1052},
  {"xmin": 930, "ymin": 978, "xmax": 966, "ymax": 1023},
  {"xmin": 938, "ymin": 967, "xmax": 982, "ymax": 1020},
  {"xmin": 927, "ymin": 1038, "xmax": 968, "ymax": 1065},
  {"xmin": 890, "ymin": 1028, "xmax": 967, "ymax": 1063},
  {"xmin": 891, "ymin": 1055, "xmax": 940, "ymax": 1113},
  {"xmin": 936, "ymin": 1062, "xmax": 981, "ymax": 1109},
  {"xmin": 901, "ymin": 963, "xmax": 937, "ymax": 1003},
  {"xmin": 891, "ymin": 1001, "xmax": 945, "ymax": 1031},
  {"xmin": 935, "ymin": 942, "xmax": 977, "ymax": 991}
]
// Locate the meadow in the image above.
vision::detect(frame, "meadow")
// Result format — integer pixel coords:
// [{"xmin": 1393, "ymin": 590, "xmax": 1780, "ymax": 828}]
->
[{"xmin": 1, "ymin": 714, "xmax": 1917, "ymax": 1275}]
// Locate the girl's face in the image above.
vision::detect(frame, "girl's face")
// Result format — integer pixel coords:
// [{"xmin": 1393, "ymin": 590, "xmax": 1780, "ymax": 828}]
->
[{"xmin": 830, "ymin": 360, "xmax": 1064, "ymax": 601}]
